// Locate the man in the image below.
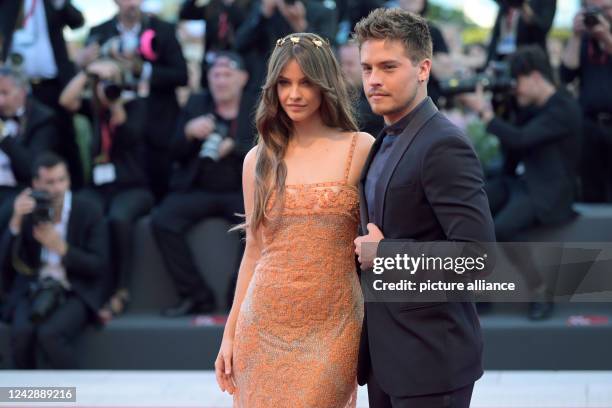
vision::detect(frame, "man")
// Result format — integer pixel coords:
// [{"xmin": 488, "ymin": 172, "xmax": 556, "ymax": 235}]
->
[
  {"xmin": 81, "ymin": 0, "xmax": 188, "ymax": 200},
  {"xmin": 178, "ymin": 0, "xmax": 245, "ymax": 89},
  {"xmin": 0, "ymin": 0, "xmax": 86, "ymax": 189},
  {"xmin": 59, "ymin": 59, "xmax": 154, "ymax": 319},
  {"xmin": 234, "ymin": 0, "xmax": 336, "ymax": 90},
  {"xmin": 338, "ymin": 41, "xmax": 384, "ymax": 135},
  {"xmin": 560, "ymin": 0, "xmax": 612, "ymax": 202},
  {"xmin": 462, "ymin": 45, "xmax": 581, "ymax": 320},
  {"xmin": 486, "ymin": 0, "xmax": 556, "ymax": 65},
  {"xmin": 0, "ymin": 153, "xmax": 109, "ymax": 369},
  {"xmin": 353, "ymin": 8, "xmax": 495, "ymax": 407},
  {"xmin": 0, "ymin": 67, "xmax": 58, "ymax": 225},
  {"xmin": 151, "ymin": 52, "xmax": 255, "ymax": 317}
]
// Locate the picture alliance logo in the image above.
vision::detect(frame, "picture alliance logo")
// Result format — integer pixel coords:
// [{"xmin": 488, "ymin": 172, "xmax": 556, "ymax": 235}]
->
[{"xmin": 372, "ymin": 253, "xmax": 489, "ymax": 275}]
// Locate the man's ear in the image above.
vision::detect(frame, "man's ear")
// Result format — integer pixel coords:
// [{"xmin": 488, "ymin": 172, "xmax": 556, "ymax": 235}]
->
[{"xmin": 418, "ymin": 58, "xmax": 432, "ymax": 83}]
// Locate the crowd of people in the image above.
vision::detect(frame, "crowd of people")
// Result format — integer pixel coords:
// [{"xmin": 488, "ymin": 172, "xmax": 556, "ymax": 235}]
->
[{"xmin": 0, "ymin": 0, "xmax": 610, "ymax": 369}]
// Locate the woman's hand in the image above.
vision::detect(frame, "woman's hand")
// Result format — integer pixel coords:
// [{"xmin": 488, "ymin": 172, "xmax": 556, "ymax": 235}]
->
[{"xmin": 215, "ymin": 335, "xmax": 236, "ymax": 395}]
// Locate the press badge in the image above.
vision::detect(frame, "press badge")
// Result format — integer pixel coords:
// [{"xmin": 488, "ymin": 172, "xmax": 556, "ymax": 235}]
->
[{"xmin": 93, "ymin": 163, "xmax": 117, "ymax": 185}]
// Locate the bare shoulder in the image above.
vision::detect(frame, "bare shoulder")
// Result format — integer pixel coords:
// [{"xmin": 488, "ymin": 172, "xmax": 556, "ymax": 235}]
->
[
  {"xmin": 347, "ymin": 131, "xmax": 376, "ymax": 185},
  {"xmin": 243, "ymin": 145, "xmax": 260, "ymax": 181},
  {"xmin": 354, "ymin": 131, "xmax": 375, "ymax": 162}
]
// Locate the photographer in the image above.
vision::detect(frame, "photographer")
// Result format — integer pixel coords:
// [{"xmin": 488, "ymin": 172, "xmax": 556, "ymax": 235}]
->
[
  {"xmin": 486, "ymin": 0, "xmax": 556, "ymax": 65},
  {"xmin": 178, "ymin": 0, "xmax": 246, "ymax": 89},
  {"xmin": 0, "ymin": 67, "xmax": 58, "ymax": 226},
  {"xmin": 234, "ymin": 0, "xmax": 336, "ymax": 90},
  {"xmin": 0, "ymin": 153, "xmax": 108, "ymax": 369},
  {"xmin": 561, "ymin": 0, "xmax": 612, "ymax": 202},
  {"xmin": 78, "ymin": 0, "xmax": 189, "ymax": 200},
  {"xmin": 59, "ymin": 59, "xmax": 154, "ymax": 320},
  {"xmin": 462, "ymin": 46, "xmax": 581, "ymax": 319},
  {"xmin": 151, "ymin": 52, "xmax": 255, "ymax": 317},
  {"xmin": 0, "ymin": 0, "xmax": 85, "ymax": 189}
]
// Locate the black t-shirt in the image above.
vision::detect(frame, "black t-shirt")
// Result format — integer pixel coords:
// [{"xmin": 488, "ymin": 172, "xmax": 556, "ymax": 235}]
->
[{"xmin": 195, "ymin": 113, "xmax": 242, "ymax": 191}]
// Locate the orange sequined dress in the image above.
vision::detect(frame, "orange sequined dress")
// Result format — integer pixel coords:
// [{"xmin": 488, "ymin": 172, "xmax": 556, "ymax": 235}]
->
[{"xmin": 232, "ymin": 134, "xmax": 364, "ymax": 407}]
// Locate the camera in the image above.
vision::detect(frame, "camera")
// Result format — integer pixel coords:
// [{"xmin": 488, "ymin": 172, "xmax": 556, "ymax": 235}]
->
[
  {"xmin": 199, "ymin": 121, "xmax": 229, "ymax": 161},
  {"xmin": 86, "ymin": 72, "xmax": 126, "ymax": 103},
  {"xmin": 439, "ymin": 61, "xmax": 515, "ymax": 97},
  {"xmin": 30, "ymin": 190, "xmax": 54, "ymax": 224},
  {"xmin": 583, "ymin": 6, "xmax": 602, "ymax": 28},
  {"xmin": 29, "ymin": 277, "xmax": 66, "ymax": 323}
]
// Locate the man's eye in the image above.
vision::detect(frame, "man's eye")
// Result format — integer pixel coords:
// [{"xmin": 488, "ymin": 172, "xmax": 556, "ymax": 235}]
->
[{"xmin": 384, "ymin": 65, "xmax": 396, "ymax": 70}]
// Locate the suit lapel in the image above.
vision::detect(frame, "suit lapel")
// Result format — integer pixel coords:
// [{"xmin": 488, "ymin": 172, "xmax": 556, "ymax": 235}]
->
[
  {"xmin": 375, "ymin": 97, "xmax": 438, "ymax": 227},
  {"xmin": 0, "ymin": 0, "xmax": 24, "ymax": 61}
]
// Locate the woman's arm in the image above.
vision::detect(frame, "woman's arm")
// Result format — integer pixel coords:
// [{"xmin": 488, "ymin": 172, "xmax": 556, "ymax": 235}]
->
[{"xmin": 215, "ymin": 145, "xmax": 263, "ymax": 394}]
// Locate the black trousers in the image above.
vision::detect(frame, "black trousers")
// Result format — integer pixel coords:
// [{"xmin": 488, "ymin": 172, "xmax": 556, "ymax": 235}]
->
[
  {"xmin": 151, "ymin": 189, "xmax": 244, "ymax": 303},
  {"xmin": 485, "ymin": 176, "xmax": 538, "ymax": 242},
  {"xmin": 80, "ymin": 187, "xmax": 154, "ymax": 291},
  {"xmin": 579, "ymin": 119, "xmax": 612, "ymax": 203},
  {"xmin": 485, "ymin": 176, "xmax": 544, "ymax": 290},
  {"xmin": 367, "ymin": 369, "xmax": 475, "ymax": 408},
  {"xmin": 10, "ymin": 290, "xmax": 89, "ymax": 369}
]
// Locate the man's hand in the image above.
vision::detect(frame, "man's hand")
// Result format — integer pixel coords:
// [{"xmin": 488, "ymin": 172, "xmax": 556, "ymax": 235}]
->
[
  {"xmin": 572, "ymin": 11, "xmax": 587, "ymax": 36},
  {"xmin": 261, "ymin": 0, "xmax": 277, "ymax": 17},
  {"xmin": 33, "ymin": 223, "xmax": 68, "ymax": 256},
  {"xmin": 354, "ymin": 223, "xmax": 384, "ymax": 270},
  {"xmin": 75, "ymin": 43, "xmax": 100, "ymax": 68},
  {"xmin": 9, "ymin": 189, "xmax": 34, "ymax": 234},
  {"xmin": 458, "ymin": 84, "xmax": 494, "ymax": 123},
  {"xmin": 279, "ymin": 1, "xmax": 307, "ymax": 32},
  {"xmin": 218, "ymin": 138, "xmax": 235, "ymax": 159},
  {"xmin": 185, "ymin": 115, "xmax": 216, "ymax": 141},
  {"xmin": 590, "ymin": 14, "xmax": 612, "ymax": 47}
]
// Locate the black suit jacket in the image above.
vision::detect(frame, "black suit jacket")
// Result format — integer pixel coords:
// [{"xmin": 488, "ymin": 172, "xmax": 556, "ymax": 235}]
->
[
  {"xmin": 486, "ymin": 89, "xmax": 581, "ymax": 225},
  {"xmin": 87, "ymin": 16, "xmax": 188, "ymax": 149},
  {"xmin": 169, "ymin": 90, "xmax": 256, "ymax": 192},
  {"xmin": 0, "ymin": 98, "xmax": 59, "ymax": 187},
  {"xmin": 0, "ymin": 0, "xmax": 84, "ymax": 85},
  {"xmin": 486, "ymin": 0, "xmax": 556, "ymax": 64},
  {"xmin": 0, "ymin": 193, "xmax": 110, "ymax": 321},
  {"xmin": 357, "ymin": 97, "xmax": 496, "ymax": 397}
]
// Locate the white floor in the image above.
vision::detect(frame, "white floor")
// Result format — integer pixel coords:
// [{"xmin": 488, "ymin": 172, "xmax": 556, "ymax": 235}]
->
[{"xmin": 0, "ymin": 370, "xmax": 611, "ymax": 407}]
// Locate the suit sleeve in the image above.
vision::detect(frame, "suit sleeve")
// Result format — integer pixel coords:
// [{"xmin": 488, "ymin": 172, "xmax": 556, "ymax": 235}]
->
[
  {"xmin": 422, "ymin": 136, "xmax": 496, "ymax": 243},
  {"xmin": 149, "ymin": 24, "xmax": 189, "ymax": 89},
  {"xmin": 60, "ymin": 1, "xmax": 85, "ymax": 29},
  {"xmin": 0, "ymin": 121, "xmax": 58, "ymax": 185},
  {"xmin": 486, "ymin": 103, "xmax": 568, "ymax": 150},
  {"xmin": 179, "ymin": 0, "xmax": 205, "ymax": 20},
  {"xmin": 170, "ymin": 95, "xmax": 203, "ymax": 162},
  {"xmin": 234, "ymin": 1, "xmax": 269, "ymax": 52},
  {"xmin": 62, "ymin": 206, "xmax": 109, "ymax": 278}
]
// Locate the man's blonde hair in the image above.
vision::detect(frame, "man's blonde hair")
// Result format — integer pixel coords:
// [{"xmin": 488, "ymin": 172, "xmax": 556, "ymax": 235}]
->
[{"xmin": 353, "ymin": 8, "xmax": 433, "ymax": 65}]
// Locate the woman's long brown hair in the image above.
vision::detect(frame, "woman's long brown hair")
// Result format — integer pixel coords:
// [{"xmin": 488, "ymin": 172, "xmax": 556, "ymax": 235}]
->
[{"xmin": 247, "ymin": 33, "xmax": 358, "ymax": 232}]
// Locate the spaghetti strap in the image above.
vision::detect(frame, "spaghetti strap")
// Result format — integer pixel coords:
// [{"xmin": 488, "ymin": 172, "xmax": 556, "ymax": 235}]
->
[{"xmin": 343, "ymin": 132, "xmax": 358, "ymax": 183}]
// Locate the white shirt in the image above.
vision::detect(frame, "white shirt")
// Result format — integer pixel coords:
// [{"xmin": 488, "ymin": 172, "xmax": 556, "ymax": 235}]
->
[
  {"xmin": 39, "ymin": 190, "xmax": 72, "ymax": 290},
  {"xmin": 0, "ymin": 107, "xmax": 26, "ymax": 187},
  {"xmin": 10, "ymin": 0, "xmax": 59, "ymax": 79}
]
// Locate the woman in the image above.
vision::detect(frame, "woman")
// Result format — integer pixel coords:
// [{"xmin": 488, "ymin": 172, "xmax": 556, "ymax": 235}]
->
[{"xmin": 215, "ymin": 32, "xmax": 375, "ymax": 406}]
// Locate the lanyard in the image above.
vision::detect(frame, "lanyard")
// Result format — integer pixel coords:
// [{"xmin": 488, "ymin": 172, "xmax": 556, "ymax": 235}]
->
[{"xmin": 21, "ymin": 0, "xmax": 38, "ymax": 29}]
